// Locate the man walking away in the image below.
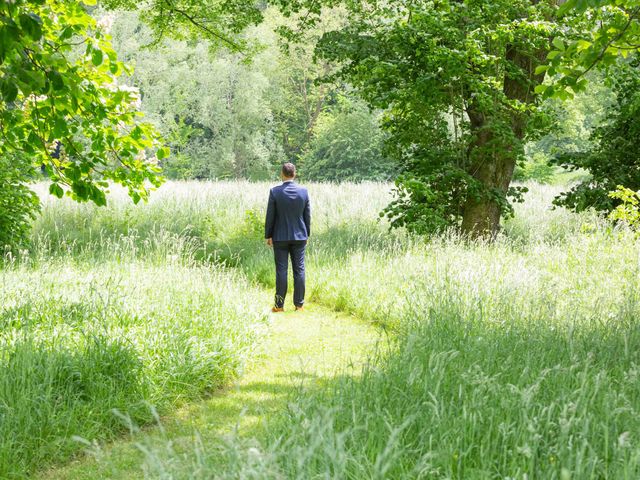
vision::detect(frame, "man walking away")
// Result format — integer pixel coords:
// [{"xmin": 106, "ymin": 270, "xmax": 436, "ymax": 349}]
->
[{"xmin": 264, "ymin": 163, "xmax": 311, "ymax": 312}]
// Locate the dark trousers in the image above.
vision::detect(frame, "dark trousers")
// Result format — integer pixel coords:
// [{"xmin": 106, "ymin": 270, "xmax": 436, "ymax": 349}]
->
[{"xmin": 273, "ymin": 240, "xmax": 306, "ymax": 308}]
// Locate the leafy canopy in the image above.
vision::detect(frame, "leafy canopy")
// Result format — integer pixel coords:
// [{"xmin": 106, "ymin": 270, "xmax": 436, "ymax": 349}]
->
[
  {"xmin": 0, "ymin": 0, "xmax": 166, "ymax": 206},
  {"xmin": 100, "ymin": 0, "xmax": 264, "ymax": 51},
  {"xmin": 541, "ymin": 0, "xmax": 640, "ymax": 98},
  {"xmin": 271, "ymin": 0, "xmax": 563, "ymax": 234},
  {"xmin": 553, "ymin": 59, "xmax": 640, "ymax": 212}
]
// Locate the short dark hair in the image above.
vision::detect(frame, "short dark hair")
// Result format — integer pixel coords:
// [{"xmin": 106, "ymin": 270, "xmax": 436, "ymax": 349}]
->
[{"xmin": 282, "ymin": 163, "xmax": 296, "ymax": 178}]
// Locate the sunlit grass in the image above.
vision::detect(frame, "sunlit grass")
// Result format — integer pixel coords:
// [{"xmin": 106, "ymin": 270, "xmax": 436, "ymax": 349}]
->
[
  {"xmin": 7, "ymin": 180, "xmax": 640, "ymax": 478},
  {"xmin": 37, "ymin": 302, "xmax": 381, "ymax": 480},
  {"xmin": 0, "ymin": 258, "xmax": 267, "ymax": 478}
]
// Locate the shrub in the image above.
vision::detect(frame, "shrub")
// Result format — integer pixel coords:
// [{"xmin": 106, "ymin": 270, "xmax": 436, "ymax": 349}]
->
[
  {"xmin": 0, "ymin": 156, "xmax": 39, "ymax": 253},
  {"xmin": 609, "ymin": 186, "xmax": 640, "ymax": 230}
]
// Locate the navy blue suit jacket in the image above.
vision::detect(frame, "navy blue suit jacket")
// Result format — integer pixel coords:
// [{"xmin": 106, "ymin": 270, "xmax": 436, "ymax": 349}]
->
[{"xmin": 265, "ymin": 181, "xmax": 311, "ymax": 242}]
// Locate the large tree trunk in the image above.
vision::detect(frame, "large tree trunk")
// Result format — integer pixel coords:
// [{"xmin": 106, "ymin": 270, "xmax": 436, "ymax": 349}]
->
[
  {"xmin": 461, "ymin": 42, "xmax": 546, "ymax": 239},
  {"xmin": 460, "ymin": 151, "xmax": 517, "ymax": 238},
  {"xmin": 460, "ymin": 110, "xmax": 518, "ymax": 238}
]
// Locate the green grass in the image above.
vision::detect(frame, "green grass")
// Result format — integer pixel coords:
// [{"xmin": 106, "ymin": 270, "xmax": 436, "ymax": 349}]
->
[
  {"xmin": 5, "ymin": 180, "xmax": 640, "ymax": 478},
  {"xmin": 0, "ymin": 259, "xmax": 267, "ymax": 478},
  {"xmin": 231, "ymin": 272, "xmax": 640, "ymax": 478},
  {"xmin": 36, "ymin": 299, "xmax": 380, "ymax": 480}
]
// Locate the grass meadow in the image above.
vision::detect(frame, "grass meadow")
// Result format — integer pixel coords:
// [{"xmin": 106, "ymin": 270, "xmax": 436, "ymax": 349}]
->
[{"xmin": 4, "ymin": 180, "xmax": 640, "ymax": 478}]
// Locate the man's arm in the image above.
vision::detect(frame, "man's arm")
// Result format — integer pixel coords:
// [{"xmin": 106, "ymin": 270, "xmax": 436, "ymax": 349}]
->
[
  {"xmin": 303, "ymin": 193, "xmax": 311, "ymax": 237},
  {"xmin": 265, "ymin": 189, "xmax": 276, "ymax": 242}
]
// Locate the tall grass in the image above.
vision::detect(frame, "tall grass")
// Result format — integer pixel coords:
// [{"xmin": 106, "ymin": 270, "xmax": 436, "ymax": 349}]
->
[
  {"xmin": 0, "ymin": 256, "xmax": 267, "ymax": 478},
  {"xmin": 39, "ymin": 180, "xmax": 636, "ymax": 479},
  {"xmin": 12, "ymin": 180, "xmax": 640, "ymax": 478},
  {"xmin": 162, "ymin": 292, "xmax": 640, "ymax": 478}
]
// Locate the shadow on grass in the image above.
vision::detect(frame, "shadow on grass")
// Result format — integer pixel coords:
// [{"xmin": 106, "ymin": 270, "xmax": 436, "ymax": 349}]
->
[
  {"xmin": 129, "ymin": 369, "xmax": 369, "ymax": 478},
  {"xmin": 1, "ymin": 335, "xmax": 149, "ymax": 479},
  {"xmin": 52, "ymin": 371, "xmax": 349, "ymax": 479}
]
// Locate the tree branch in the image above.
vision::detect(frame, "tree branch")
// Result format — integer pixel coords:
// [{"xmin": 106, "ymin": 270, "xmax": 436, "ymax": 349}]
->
[
  {"xmin": 162, "ymin": 0, "xmax": 242, "ymax": 51},
  {"xmin": 577, "ymin": 7, "xmax": 640, "ymax": 80}
]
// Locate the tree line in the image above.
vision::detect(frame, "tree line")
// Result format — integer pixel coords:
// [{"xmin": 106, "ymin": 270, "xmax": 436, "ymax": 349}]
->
[{"xmin": 105, "ymin": 9, "xmax": 395, "ymax": 182}]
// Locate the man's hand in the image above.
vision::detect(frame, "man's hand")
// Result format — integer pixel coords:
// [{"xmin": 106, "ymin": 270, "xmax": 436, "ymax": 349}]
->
[{"xmin": 266, "ymin": 238, "xmax": 273, "ymax": 247}]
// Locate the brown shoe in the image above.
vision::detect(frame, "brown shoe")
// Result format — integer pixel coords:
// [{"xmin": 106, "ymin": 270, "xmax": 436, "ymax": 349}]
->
[
  {"xmin": 295, "ymin": 306, "xmax": 304, "ymax": 311},
  {"xmin": 271, "ymin": 307, "xmax": 284, "ymax": 313}
]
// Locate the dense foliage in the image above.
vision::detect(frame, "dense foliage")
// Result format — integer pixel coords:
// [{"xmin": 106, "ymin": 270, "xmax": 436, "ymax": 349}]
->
[
  {"xmin": 2, "ymin": 0, "xmax": 639, "ymax": 249},
  {"xmin": 108, "ymin": 12, "xmax": 282, "ymax": 180},
  {"xmin": 100, "ymin": 0, "xmax": 263, "ymax": 52},
  {"xmin": 103, "ymin": 9, "xmax": 391, "ymax": 182},
  {"xmin": 300, "ymin": 97, "xmax": 393, "ymax": 182},
  {"xmin": 543, "ymin": 0, "xmax": 640, "ymax": 98},
  {"xmin": 272, "ymin": 0, "xmax": 572, "ymax": 236},
  {"xmin": 0, "ymin": 0, "xmax": 165, "ymax": 248},
  {"xmin": 553, "ymin": 60, "xmax": 640, "ymax": 212},
  {"xmin": 91, "ymin": 0, "xmax": 640, "ymax": 236},
  {"xmin": 0, "ymin": 155, "xmax": 39, "ymax": 252}
]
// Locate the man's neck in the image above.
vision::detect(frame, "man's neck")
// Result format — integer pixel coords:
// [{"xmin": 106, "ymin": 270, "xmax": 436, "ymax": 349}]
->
[{"xmin": 282, "ymin": 178, "xmax": 294, "ymax": 183}]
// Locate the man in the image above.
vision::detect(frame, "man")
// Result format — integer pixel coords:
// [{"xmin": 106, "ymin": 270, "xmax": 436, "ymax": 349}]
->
[{"xmin": 265, "ymin": 163, "xmax": 311, "ymax": 312}]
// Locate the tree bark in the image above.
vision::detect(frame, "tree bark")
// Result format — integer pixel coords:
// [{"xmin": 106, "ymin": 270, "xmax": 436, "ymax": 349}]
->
[
  {"xmin": 460, "ymin": 108, "xmax": 518, "ymax": 238},
  {"xmin": 460, "ymin": 157, "xmax": 517, "ymax": 238},
  {"xmin": 461, "ymin": 41, "xmax": 547, "ymax": 239}
]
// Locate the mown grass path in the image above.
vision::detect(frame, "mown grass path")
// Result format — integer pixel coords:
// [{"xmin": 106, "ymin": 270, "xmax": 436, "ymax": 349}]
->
[{"xmin": 37, "ymin": 298, "xmax": 381, "ymax": 479}]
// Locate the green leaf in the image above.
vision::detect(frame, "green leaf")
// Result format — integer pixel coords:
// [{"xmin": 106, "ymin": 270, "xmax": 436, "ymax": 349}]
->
[
  {"xmin": 157, "ymin": 146, "xmax": 170, "ymax": 160},
  {"xmin": 534, "ymin": 65, "xmax": 549, "ymax": 75},
  {"xmin": 19, "ymin": 13, "xmax": 43, "ymax": 41},
  {"xmin": 82, "ymin": 0, "xmax": 97, "ymax": 5},
  {"xmin": 1, "ymin": 79, "xmax": 18, "ymax": 103},
  {"xmin": 92, "ymin": 48, "xmax": 103, "ymax": 66},
  {"xmin": 71, "ymin": 181, "xmax": 89, "ymax": 200},
  {"xmin": 53, "ymin": 116, "xmax": 67, "ymax": 137},
  {"xmin": 49, "ymin": 183, "xmax": 64, "ymax": 198},
  {"xmin": 534, "ymin": 84, "xmax": 547, "ymax": 95},
  {"xmin": 575, "ymin": 40, "xmax": 592, "ymax": 51},
  {"xmin": 91, "ymin": 187, "xmax": 107, "ymax": 206},
  {"xmin": 48, "ymin": 70, "xmax": 64, "ymax": 91},
  {"xmin": 60, "ymin": 26, "xmax": 74, "ymax": 41},
  {"xmin": 576, "ymin": 78, "xmax": 589, "ymax": 91},
  {"xmin": 552, "ymin": 38, "xmax": 565, "ymax": 52},
  {"xmin": 547, "ymin": 50, "xmax": 561, "ymax": 60}
]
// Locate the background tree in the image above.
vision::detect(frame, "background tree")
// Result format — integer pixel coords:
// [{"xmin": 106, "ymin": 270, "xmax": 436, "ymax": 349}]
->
[
  {"xmin": 103, "ymin": 7, "xmax": 391, "ymax": 181},
  {"xmin": 300, "ymin": 95, "xmax": 394, "ymax": 182},
  {"xmin": 276, "ymin": 0, "xmax": 568, "ymax": 237},
  {"xmin": 108, "ymin": 11, "xmax": 282, "ymax": 180},
  {"xmin": 97, "ymin": 0, "xmax": 640, "ymax": 237},
  {"xmin": 552, "ymin": 58, "xmax": 640, "ymax": 212}
]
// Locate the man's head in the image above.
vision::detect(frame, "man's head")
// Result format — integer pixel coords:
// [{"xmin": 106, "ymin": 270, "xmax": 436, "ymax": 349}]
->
[{"xmin": 281, "ymin": 162, "xmax": 296, "ymax": 180}]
